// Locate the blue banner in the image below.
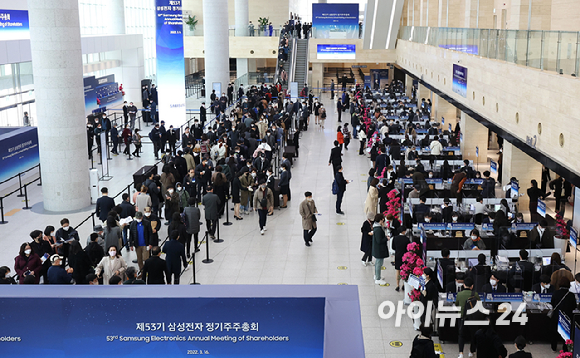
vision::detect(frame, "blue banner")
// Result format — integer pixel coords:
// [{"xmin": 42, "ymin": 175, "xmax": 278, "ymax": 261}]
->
[
  {"xmin": 312, "ymin": 3, "xmax": 359, "ymax": 39},
  {"xmin": 490, "ymin": 160, "xmax": 497, "ymax": 175},
  {"xmin": 425, "ymin": 179, "xmax": 443, "ymax": 184},
  {"xmin": 571, "ymin": 227, "xmax": 578, "ymax": 248},
  {"xmin": 558, "ymin": 311, "xmax": 571, "ymax": 341},
  {"xmin": 510, "ymin": 181, "xmax": 519, "ymax": 198},
  {"xmin": 0, "ymin": 9, "xmax": 29, "ymax": 40},
  {"xmin": 483, "ymin": 293, "xmax": 523, "ymax": 303},
  {"xmin": 316, "ymin": 44, "xmax": 356, "ymax": 60},
  {"xmin": 0, "ymin": 297, "xmax": 325, "ymax": 358},
  {"xmin": 420, "ymin": 223, "xmax": 448, "ymax": 231},
  {"xmin": 537, "ymin": 199, "xmax": 546, "ymax": 218},
  {"xmin": 439, "ymin": 44, "xmax": 478, "ymax": 55},
  {"xmin": 156, "ymin": 0, "xmax": 186, "ymax": 128},
  {"xmin": 0, "ymin": 127, "xmax": 39, "ymax": 183},
  {"xmin": 464, "ymin": 179, "xmax": 484, "ymax": 185},
  {"xmin": 532, "ymin": 293, "xmax": 552, "ymax": 303},
  {"xmin": 511, "ymin": 223, "xmax": 538, "ymax": 231},
  {"xmin": 446, "ymin": 292, "xmax": 457, "ymax": 302},
  {"xmin": 84, "ymin": 75, "xmax": 123, "ymax": 116},
  {"xmin": 448, "ymin": 223, "xmax": 475, "ymax": 231},
  {"xmin": 452, "ymin": 64, "xmax": 468, "ymax": 98}
]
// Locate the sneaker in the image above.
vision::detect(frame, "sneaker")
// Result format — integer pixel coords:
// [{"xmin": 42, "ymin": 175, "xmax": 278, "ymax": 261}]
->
[
  {"xmin": 361, "ymin": 261, "xmax": 367, "ymax": 267},
  {"xmin": 468, "ymin": 353, "xmax": 474, "ymax": 358},
  {"xmin": 260, "ymin": 229, "xmax": 265, "ymax": 235},
  {"xmin": 458, "ymin": 354, "xmax": 464, "ymax": 358},
  {"xmin": 263, "ymin": 227, "xmax": 267, "ymax": 231},
  {"xmin": 375, "ymin": 279, "xmax": 386, "ymax": 285}
]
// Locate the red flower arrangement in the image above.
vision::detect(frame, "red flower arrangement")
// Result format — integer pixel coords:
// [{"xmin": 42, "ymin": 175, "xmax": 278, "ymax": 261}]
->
[
  {"xmin": 555, "ymin": 340, "xmax": 574, "ymax": 358},
  {"xmin": 556, "ymin": 212, "xmax": 569, "ymax": 239},
  {"xmin": 399, "ymin": 242, "xmax": 425, "ymax": 302},
  {"xmin": 119, "ymin": 84, "xmax": 125, "ymax": 96},
  {"xmin": 384, "ymin": 189, "xmax": 401, "ymax": 218}
]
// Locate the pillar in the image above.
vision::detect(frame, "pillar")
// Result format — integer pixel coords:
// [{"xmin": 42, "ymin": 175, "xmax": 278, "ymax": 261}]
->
[
  {"xmin": 433, "ymin": 94, "xmax": 458, "ymax": 131},
  {"xmin": 311, "ymin": 63, "xmax": 324, "ymax": 93},
  {"xmin": 501, "ymin": 141, "xmax": 542, "ymax": 211},
  {"xmin": 203, "ymin": 0, "xmax": 230, "ymax": 100},
  {"xmin": 459, "ymin": 112, "xmax": 488, "ymax": 168},
  {"xmin": 28, "ymin": 0, "xmax": 90, "ymax": 212},
  {"xmin": 405, "ymin": 74, "xmax": 414, "ymax": 98},
  {"xmin": 108, "ymin": 0, "xmax": 126, "ymax": 34},
  {"xmin": 417, "ymin": 83, "xmax": 431, "ymax": 103},
  {"xmin": 235, "ymin": 0, "xmax": 249, "ymax": 79},
  {"xmin": 248, "ymin": 59, "xmax": 257, "ymax": 72}
]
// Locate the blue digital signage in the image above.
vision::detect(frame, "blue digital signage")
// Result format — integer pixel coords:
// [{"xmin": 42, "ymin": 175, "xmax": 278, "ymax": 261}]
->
[
  {"xmin": 452, "ymin": 64, "xmax": 468, "ymax": 98},
  {"xmin": 0, "ymin": 297, "xmax": 325, "ymax": 358},
  {"xmin": 439, "ymin": 44, "xmax": 478, "ymax": 55},
  {"xmin": 0, "ymin": 127, "xmax": 39, "ymax": 183},
  {"xmin": 0, "ymin": 9, "xmax": 29, "ymax": 40},
  {"xmin": 316, "ymin": 44, "xmax": 356, "ymax": 59},
  {"xmin": 312, "ymin": 3, "xmax": 359, "ymax": 39},
  {"xmin": 155, "ymin": 0, "xmax": 186, "ymax": 129}
]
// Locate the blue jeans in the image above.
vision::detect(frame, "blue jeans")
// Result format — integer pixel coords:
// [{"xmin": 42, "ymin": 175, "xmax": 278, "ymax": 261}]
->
[{"xmin": 374, "ymin": 258, "xmax": 384, "ymax": 280}]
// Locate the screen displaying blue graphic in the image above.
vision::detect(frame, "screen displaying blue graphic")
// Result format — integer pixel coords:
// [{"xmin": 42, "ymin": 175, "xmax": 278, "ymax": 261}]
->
[
  {"xmin": 574, "ymin": 324, "xmax": 580, "ymax": 358},
  {"xmin": 0, "ymin": 297, "xmax": 324, "ymax": 358},
  {"xmin": 452, "ymin": 64, "xmax": 468, "ymax": 98},
  {"xmin": 317, "ymin": 44, "xmax": 356, "ymax": 59},
  {"xmin": 0, "ymin": 127, "xmax": 39, "ymax": 183},
  {"xmin": 155, "ymin": 0, "xmax": 186, "ymax": 128},
  {"xmin": 312, "ymin": 3, "xmax": 359, "ymax": 39},
  {"xmin": 439, "ymin": 44, "xmax": 478, "ymax": 55},
  {"xmin": 84, "ymin": 75, "xmax": 123, "ymax": 116},
  {"xmin": 0, "ymin": 9, "xmax": 29, "ymax": 40},
  {"xmin": 558, "ymin": 311, "xmax": 571, "ymax": 341},
  {"xmin": 537, "ymin": 199, "xmax": 547, "ymax": 217}
]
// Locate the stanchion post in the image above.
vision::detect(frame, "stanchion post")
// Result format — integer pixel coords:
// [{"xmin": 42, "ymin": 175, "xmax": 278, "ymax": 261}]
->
[
  {"xmin": 126, "ymin": 185, "xmax": 131, "ymax": 197},
  {"xmin": 22, "ymin": 184, "xmax": 31, "ymax": 210},
  {"xmin": 0, "ymin": 197, "xmax": 7, "ymax": 224},
  {"xmin": 202, "ymin": 232, "xmax": 213, "ymax": 264},
  {"xmin": 191, "ymin": 245, "xmax": 199, "ymax": 285},
  {"xmin": 214, "ymin": 218, "xmax": 224, "ymax": 243},
  {"xmin": 223, "ymin": 198, "xmax": 232, "ymax": 226},
  {"xmin": 91, "ymin": 213, "xmax": 96, "ymax": 229},
  {"xmin": 17, "ymin": 173, "xmax": 24, "ymax": 197},
  {"xmin": 37, "ymin": 164, "xmax": 42, "ymax": 186}
]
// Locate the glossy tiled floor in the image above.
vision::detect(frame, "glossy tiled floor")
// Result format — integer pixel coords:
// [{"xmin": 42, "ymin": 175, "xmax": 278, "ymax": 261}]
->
[{"xmin": 0, "ymin": 94, "xmax": 560, "ymax": 357}]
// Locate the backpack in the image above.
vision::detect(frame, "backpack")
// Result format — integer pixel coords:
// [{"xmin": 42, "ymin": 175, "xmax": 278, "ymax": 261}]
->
[
  {"xmin": 463, "ymin": 290, "xmax": 482, "ymax": 321},
  {"xmin": 259, "ymin": 191, "xmax": 268, "ymax": 209},
  {"xmin": 409, "ymin": 336, "xmax": 427, "ymax": 358},
  {"xmin": 332, "ymin": 179, "xmax": 339, "ymax": 195}
]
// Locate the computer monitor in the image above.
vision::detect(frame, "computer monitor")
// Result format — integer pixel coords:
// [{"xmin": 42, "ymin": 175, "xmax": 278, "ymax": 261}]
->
[
  {"xmin": 543, "ymin": 256, "xmax": 551, "ymax": 266},
  {"xmin": 494, "ymin": 204, "xmax": 501, "ymax": 211},
  {"xmin": 470, "ymin": 204, "xmax": 476, "ymax": 212},
  {"xmin": 467, "ymin": 258, "xmax": 479, "ymax": 267}
]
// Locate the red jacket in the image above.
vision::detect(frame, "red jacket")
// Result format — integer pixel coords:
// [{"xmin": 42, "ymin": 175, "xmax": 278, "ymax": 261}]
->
[
  {"xmin": 14, "ymin": 253, "xmax": 42, "ymax": 284},
  {"xmin": 337, "ymin": 132, "xmax": 344, "ymax": 144}
]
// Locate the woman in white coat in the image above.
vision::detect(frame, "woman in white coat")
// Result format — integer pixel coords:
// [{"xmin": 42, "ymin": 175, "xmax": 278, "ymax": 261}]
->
[{"xmin": 95, "ymin": 245, "xmax": 127, "ymax": 285}]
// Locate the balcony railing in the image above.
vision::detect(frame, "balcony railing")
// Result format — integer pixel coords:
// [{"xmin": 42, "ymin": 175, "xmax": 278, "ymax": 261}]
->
[
  {"xmin": 183, "ymin": 27, "xmax": 280, "ymax": 38},
  {"xmin": 399, "ymin": 26, "xmax": 580, "ymax": 77}
]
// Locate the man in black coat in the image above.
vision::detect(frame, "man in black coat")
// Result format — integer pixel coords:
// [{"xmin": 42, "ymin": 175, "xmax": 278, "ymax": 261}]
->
[
  {"xmin": 508, "ymin": 249, "xmax": 535, "ymax": 292},
  {"xmin": 328, "ymin": 140, "xmax": 343, "ymax": 176},
  {"xmin": 480, "ymin": 272, "xmax": 507, "ymax": 293},
  {"xmin": 150, "ymin": 123, "xmax": 162, "ymax": 159},
  {"xmin": 95, "ymin": 187, "xmax": 115, "ymax": 222},
  {"xmin": 141, "ymin": 246, "xmax": 168, "ymax": 284},
  {"xmin": 532, "ymin": 274, "xmax": 555, "ymax": 294},
  {"xmin": 119, "ymin": 193, "xmax": 136, "ymax": 250},
  {"xmin": 528, "ymin": 219, "xmax": 554, "ymax": 248},
  {"xmin": 335, "ymin": 166, "xmax": 349, "ymax": 215},
  {"xmin": 144, "ymin": 173, "xmax": 161, "ymax": 215},
  {"xmin": 162, "ymin": 230, "xmax": 188, "ymax": 285},
  {"xmin": 202, "ymin": 185, "xmax": 221, "ymax": 240}
]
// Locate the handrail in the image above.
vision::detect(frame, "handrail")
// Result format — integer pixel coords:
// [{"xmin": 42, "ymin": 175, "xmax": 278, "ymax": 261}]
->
[
  {"xmin": 289, "ymin": 37, "xmax": 298, "ymax": 89},
  {"xmin": 303, "ymin": 37, "xmax": 310, "ymax": 88},
  {"xmin": 273, "ymin": 30, "xmax": 287, "ymax": 85}
]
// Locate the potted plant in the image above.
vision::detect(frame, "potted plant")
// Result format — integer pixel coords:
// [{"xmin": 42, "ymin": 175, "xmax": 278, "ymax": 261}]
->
[
  {"xmin": 258, "ymin": 17, "xmax": 269, "ymax": 35},
  {"xmin": 554, "ymin": 211, "xmax": 570, "ymax": 255},
  {"xmin": 399, "ymin": 242, "xmax": 425, "ymax": 306},
  {"xmin": 185, "ymin": 15, "xmax": 198, "ymax": 35}
]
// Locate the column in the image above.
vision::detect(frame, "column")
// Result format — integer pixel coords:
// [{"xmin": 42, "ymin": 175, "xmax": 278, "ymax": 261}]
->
[
  {"xmin": 203, "ymin": 0, "xmax": 230, "ymax": 100},
  {"xmin": 417, "ymin": 83, "xmax": 431, "ymax": 103},
  {"xmin": 311, "ymin": 63, "xmax": 324, "ymax": 93},
  {"xmin": 433, "ymin": 94, "xmax": 458, "ymax": 131},
  {"xmin": 501, "ymin": 142, "xmax": 542, "ymax": 211},
  {"xmin": 108, "ymin": 0, "xmax": 126, "ymax": 34},
  {"xmin": 405, "ymin": 74, "xmax": 414, "ymax": 98},
  {"xmin": 28, "ymin": 0, "xmax": 90, "ymax": 212},
  {"xmin": 459, "ymin": 112, "xmax": 488, "ymax": 168},
  {"xmin": 248, "ymin": 59, "xmax": 257, "ymax": 72},
  {"xmin": 235, "ymin": 0, "xmax": 249, "ymax": 79}
]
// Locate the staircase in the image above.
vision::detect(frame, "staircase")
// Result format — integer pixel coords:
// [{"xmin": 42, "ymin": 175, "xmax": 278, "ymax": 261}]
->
[
  {"xmin": 293, "ymin": 39, "xmax": 309, "ymax": 89},
  {"xmin": 280, "ymin": 40, "xmax": 293, "ymax": 91}
]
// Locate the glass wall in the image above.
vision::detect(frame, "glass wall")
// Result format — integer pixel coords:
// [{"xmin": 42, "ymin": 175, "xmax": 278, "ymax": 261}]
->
[
  {"xmin": 124, "ymin": 0, "xmax": 156, "ymax": 82},
  {"xmin": 399, "ymin": 26, "xmax": 580, "ymax": 77},
  {"xmin": 0, "ymin": 62, "xmax": 36, "ymax": 127}
]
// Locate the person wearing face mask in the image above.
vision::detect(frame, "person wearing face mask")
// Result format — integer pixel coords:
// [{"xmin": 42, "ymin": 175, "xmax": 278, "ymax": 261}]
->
[
  {"xmin": 253, "ymin": 179, "xmax": 274, "ymax": 235},
  {"xmin": 129, "ymin": 212, "xmax": 152, "ymax": 271},
  {"xmin": 29, "ymin": 229, "xmax": 53, "ymax": 283},
  {"xmin": 392, "ymin": 227, "xmax": 411, "ymax": 292},
  {"xmin": 0, "ymin": 266, "xmax": 16, "ymax": 284},
  {"xmin": 239, "ymin": 169, "xmax": 254, "ymax": 215},
  {"xmin": 14, "ymin": 242, "xmax": 42, "ymax": 284},
  {"xmin": 175, "ymin": 182, "xmax": 190, "ymax": 213},
  {"xmin": 202, "ymin": 185, "xmax": 221, "ymax": 241},
  {"xmin": 95, "ymin": 245, "xmax": 127, "ymax": 285},
  {"xmin": 372, "ymin": 214, "xmax": 389, "ymax": 285},
  {"xmin": 195, "ymin": 157, "xmax": 214, "ymax": 201},
  {"xmin": 463, "ymin": 229, "xmax": 486, "ymax": 251},
  {"xmin": 143, "ymin": 206, "xmax": 161, "ymax": 247},
  {"xmin": 532, "ymin": 274, "xmax": 554, "ymax": 294},
  {"xmin": 481, "ymin": 272, "xmax": 507, "ymax": 293},
  {"xmin": 299, "ymin": 192, "xmax": 318, "ymax": 246},
  {"xmin": 54, "ymin": 218, "xmax": 80, "ymax": 267},
  {"xmin": 529, "ymin": 219, "xmax": 554, "ymax": 249},
  {"xmin": 47, "ymin": 254, "xmax": 73, "ymax": 284},
  {"xmin": 419, "ymin": 267, "xmax": 439, "ymax": 327},
  {"xmin": 164, "ymin": 185, "xmax": 180, "ymax": 226},
  {"xmin": 279, "ymin": 164, "xmax": 291, "ymax": 208}
]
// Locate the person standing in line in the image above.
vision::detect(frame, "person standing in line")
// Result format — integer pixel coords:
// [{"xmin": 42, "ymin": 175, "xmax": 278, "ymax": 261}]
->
[
  {"xmin": 343, "ymin": 123, "xmax": 351, "ymax": 150},
  {"xmin": 127, "ymin": 102, "xmax": 137, "ymax": 130},
  {"xmin": 337, "ymin": 98, "xmax": 343, "ymax": 122},
  {"xmin": 46, "ymin": 254, "xmax": 73, "ymax": 284},
  {"xmin": 95, "ymin": 187, "xmax": 115, "ymax": 223},
  {"xmin": 253, "ymin": 179, "xmax": 274, "ymax": 235},
  {"xmin": 163, "ymin": 230, "xmax": 188, "ymax": 285},
  {"xmin": 335, "ymin": 166, "xmax": 350, "ymax": 215},
  {"xmin": 122, "ymin": 101, "xmax": 129, "ymax": 127},
  {"xmin": 372, "ymin": 214, "xmax": 389, "ymax": 285},
  {"xmin": 132, "ymin": 129, "xmax": 142, "ymax": 157},
  {"xmin": 150, "ymin": 123, "xmax": 162, "ymax": 160},
  {"xmin": 364, "ymin": 178, "xmax": 379, "ymax": 218},
  {"xmin": 122, "ymin": 124, "xmax": 132, "ymax": 155},
  {"xmin": 337, "ymin": 126, "xmax": 344, "ymax": 151},
  {"xmin": 299, "ymin": 192, "xmax": 318, "ymax": 247},
  {"xmin": 14, "ymin": 242, "xmax": 43, "ymax": 284},
  {"xmin": 129, "ymin": 212, "xmax": 152, "ymax": 272},
  {"xmin": 318, "ymin": 104, "xmax": 326, "ymax": 128},
  {"xmin": 360, "ymin": 212, "xmax": 374, "ymax": 265},
  {"xmin": 330, "ymin": 79, "xmax": 335, "ymax": 99},
  {"xmin": 95, "ymin": 246, "xmax": 127, "ymax": 285},
  {"xmin": 279, "ymin": 164, "xmax": 291, "ymax": 208},
  {"xmin": 183, "ymin": 197, "xmax": 201, "ymax": 257},
  {"xmin": 392, "ymin": 226, "xmax": 411, "ymax": 292},
  {"xmin": 141, "ymin": 246, "xmax": 168, "ymax": 284},
  {"xmin": 202, "ymin": 185, "xmax": 221, "ymax": 241},
  {"xmin": 110, "ymin": 123, "xmax": 119, "ymax": 155},
  {"xmin": 328, "ymin": 140, "xmax": 343, "ymax": 176}
]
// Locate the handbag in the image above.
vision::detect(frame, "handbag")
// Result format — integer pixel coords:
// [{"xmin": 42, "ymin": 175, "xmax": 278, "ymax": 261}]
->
[{"xmin": 547, "ymin": 291, "xmax": 570, "ymax": 318}]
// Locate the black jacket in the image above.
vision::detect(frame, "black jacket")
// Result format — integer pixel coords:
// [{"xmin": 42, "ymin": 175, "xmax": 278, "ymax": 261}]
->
[
  {"xmin": 119, "ymin": 200, "xmax": 136, "ymax": 219},
  {"xmin": 329, "ymin": 146, "xmax": 342, "ymax": 165},
  {"xmin": 95, "ymin": 196, "xmax": 116, "ymax": 221},
  {"xmin": 142, "ymin": 255, "xmax": 168, "ymax": 284},
  {"xmin": 145, "ymin": 178, "xmax": 161, "ymax": 206},
  {"xmin": 410, "ymin": 335, "xmax": 439, "ymax": 358},
  {"xmin": 474, "ymin": 327, "xmax": 507, "ymax": 358},
  {"xmin": 86, "ymin": 241, "xmax": 104, "ymax": 267},
  {"xmin": 129, "ymin": 220, "xmax": 152, "ymax": 247},
  {"xmin": 532, "ymin": 282, "xmax": 555, "ymax": 294},
  {"xmin": 162, "ymin": 239, "xmax": 187, "ymax": 273},
  {"xmin": 335, "ymin": 171, "xmax": 347, "ymax": 192},
  {"xmin": 481, "ymin": 283, "xmax": 507, "ymax": 293},
  {"xmin": 509, "ymin": 351, "xmax": 533, "ymax": 358}
]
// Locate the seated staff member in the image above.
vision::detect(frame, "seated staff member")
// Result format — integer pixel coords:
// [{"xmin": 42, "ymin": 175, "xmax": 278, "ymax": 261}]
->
[
  {"xmin": 481, "ymin": 272, "xmax": 507, "ymax": 293},
  {"xmin": 463, "ymin": 229, "xmax": 486, "ymax": 250},
  {"xmin": 532, "ymin": 274, "xmax": 555, "ymax": 294},
  {"xmin": 438, "ymin": 248, "xmax": 455, "ymax": 290},
  {"xmin": 445, "ymin": 272, "xmax": 466, "ymax": 293}
]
